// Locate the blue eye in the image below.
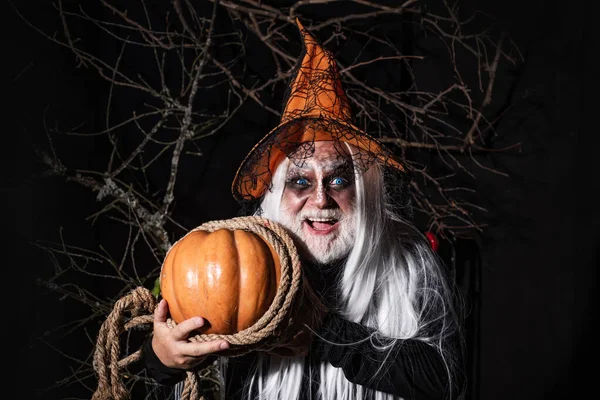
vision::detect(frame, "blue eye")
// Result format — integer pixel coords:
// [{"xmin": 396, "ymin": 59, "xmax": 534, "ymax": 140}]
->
[
  {"xmin": 331, "ymin": 177, "xmax": 345, "ymax": 186},
  {"xmin": 286, "ymin": 176, "xmax": 311, "ymax": 190}
]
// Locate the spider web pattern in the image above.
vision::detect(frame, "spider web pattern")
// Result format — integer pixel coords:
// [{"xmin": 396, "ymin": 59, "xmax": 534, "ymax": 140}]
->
[{"xmin": 232, "ymin": 23, "xmax": 411, "ymax": 219}]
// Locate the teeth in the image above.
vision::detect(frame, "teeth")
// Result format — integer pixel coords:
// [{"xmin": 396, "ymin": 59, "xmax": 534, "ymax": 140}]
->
[{"xmin": 308, "ymin": 218, "xmax": 336, "ymax": 222}]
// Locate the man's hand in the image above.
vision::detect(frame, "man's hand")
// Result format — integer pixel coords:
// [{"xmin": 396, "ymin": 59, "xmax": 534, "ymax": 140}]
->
[{"xmin": 151, "ymin": 299, "xmax": 230, "ymax": 369}]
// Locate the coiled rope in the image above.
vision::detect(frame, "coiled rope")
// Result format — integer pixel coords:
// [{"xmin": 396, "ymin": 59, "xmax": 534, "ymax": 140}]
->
[{"xmin": 91, "ymin": 216, "xmax": 302, "ymax": 400}]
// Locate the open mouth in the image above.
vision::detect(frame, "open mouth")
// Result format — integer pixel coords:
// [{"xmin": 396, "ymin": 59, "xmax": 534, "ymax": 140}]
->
[{"xmin": 304, "ymin": 217, "xmax": 339, "ymax": 234}]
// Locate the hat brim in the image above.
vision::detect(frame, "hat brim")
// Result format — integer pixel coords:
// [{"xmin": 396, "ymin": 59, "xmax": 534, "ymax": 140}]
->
[{"xmin": 231, "ymin": 116, "xmax": 406, "ymax": 202}]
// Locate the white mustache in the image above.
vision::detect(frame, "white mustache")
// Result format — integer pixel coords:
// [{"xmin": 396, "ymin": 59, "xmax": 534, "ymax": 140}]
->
[{"xmin": 299, "ymin": 209, "xmax": 343, "ymax": 221}]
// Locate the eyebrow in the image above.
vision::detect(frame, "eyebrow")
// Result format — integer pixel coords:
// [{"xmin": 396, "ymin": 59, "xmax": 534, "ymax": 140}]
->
[{"xmin": 287, "ymin": 159, "xmax": 352, "ymax": 175}]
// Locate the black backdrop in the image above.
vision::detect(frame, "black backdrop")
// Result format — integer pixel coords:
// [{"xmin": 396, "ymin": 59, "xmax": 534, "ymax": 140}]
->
[{"xmin": 5, "ymin": 1, "xmax": 598, "ymax": 399}]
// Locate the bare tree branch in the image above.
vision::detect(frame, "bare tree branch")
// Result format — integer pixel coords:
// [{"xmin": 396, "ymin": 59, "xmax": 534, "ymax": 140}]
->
[{"xmin": 17, "ymin": 1, "xmax": 522, "ymax": 398}]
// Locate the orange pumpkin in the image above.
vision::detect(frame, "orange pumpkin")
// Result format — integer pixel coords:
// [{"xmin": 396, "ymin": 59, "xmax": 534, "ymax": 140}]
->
[{"xmin": 160, "ymin": 228, "xmax": 281, "ymax": 334}]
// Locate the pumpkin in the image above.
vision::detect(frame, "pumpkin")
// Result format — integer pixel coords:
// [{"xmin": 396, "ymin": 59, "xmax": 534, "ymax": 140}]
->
[{"xmin": 160, "ymin": 228, "xmax": 281, "ymax": 334}]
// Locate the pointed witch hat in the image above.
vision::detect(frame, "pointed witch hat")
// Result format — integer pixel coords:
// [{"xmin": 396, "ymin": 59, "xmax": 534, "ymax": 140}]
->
[{"xmin": 231, "ymin": 19, "xmax": 406, "ymax": 203}]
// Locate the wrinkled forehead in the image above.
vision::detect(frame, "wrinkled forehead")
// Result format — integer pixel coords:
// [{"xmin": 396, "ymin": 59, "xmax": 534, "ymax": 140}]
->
[{"xmin": 286, "ymin": 140, "xmax": 357, "ymax": 175}]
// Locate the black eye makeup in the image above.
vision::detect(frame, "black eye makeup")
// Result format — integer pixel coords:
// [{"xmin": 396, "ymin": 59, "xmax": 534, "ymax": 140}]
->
[
  {"xmin": 324, "ymin": 163, "xmax": 354, "ymax": 190},
  {"xmin": 326, "ymin": 175, "xmax": 351, "ymax": 190},
  {"xmin": 285, "ymin": 160, "xmax": 356, "ymax": 191},
  {"xmin": 285, "ymin": 175, "xmax": 312, "ymax": 190},
  {"xmin": 284, "ymin": 171, "xmax": 354, "ymax": 193}
]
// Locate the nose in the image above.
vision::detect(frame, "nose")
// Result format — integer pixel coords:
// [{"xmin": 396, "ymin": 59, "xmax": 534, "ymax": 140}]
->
[{"xmin": 308, "ymin": 182, "xmax": 333, "ymax": 209}]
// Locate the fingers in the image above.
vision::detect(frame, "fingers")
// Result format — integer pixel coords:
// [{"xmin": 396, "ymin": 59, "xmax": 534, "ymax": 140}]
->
[
  {"xmin": 180, "ymin": 339, "xmax": 230, "ymax": 358},
  {"xmin": 158, "ymin": 339, "xmax": 230, "ymax": 370},
  {"xmin": 151, "ymin": 310, "xmax": 231, "ymax": 368},
  {"xmin": 154, "ymin": 299, "xmax": 169, "ymax": 325},
  {"xmin": 171, "ymin": 316, "xmax": 206, "ymax": 341},
  {"xmin": 153, "ymin": 301, "xmax": 209, "ymax": 340},
  {"xmin": 153, "ymin": 303, "xmax": 215, "ymax": 342}
]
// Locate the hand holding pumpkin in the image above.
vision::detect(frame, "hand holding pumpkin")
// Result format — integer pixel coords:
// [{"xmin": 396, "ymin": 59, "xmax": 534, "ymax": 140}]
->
[
  {"xmin": 160, "ymin": 229, "xmax": 281, "ymax": 334},
  {"xmin": 156, "ymin": 222, "xmax": 322, "ymax": 360},
  {"xmin": 151, "ymin": 299, "xmax": 231, "ymax": 370}
]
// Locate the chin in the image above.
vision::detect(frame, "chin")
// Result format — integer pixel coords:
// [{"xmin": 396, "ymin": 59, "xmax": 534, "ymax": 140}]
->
[
  {"xmin": 277, "ymin": 209, "xmax": 356, "ymax": 266},
  {"xmin": 298, "ymin": 230, "xmax": 353, "ymax": 265}
]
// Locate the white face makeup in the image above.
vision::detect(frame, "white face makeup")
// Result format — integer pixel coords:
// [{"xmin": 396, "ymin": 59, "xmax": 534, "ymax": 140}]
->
[{"xmin": 278, "ymin": 141, "xmax": 357, "ymax": 265}]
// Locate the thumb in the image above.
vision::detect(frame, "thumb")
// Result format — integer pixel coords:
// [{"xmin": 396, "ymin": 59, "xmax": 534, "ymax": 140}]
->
[{"xmin": 154, "ymin": 299, "xmax": 169, "ymax": 326}]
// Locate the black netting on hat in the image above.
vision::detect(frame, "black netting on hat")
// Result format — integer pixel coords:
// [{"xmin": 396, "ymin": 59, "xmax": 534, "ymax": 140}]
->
[
  {"xmin": 232, "ymin": 20, "xmax": 413, "ymax": 220},
  {"xmin": 234, "ymin": 117, "xmax": 413, "ymax": 220}
]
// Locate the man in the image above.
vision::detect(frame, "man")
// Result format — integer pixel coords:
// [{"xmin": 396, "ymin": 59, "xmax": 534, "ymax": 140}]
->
[{"xmin": 143, "ymin": 20, "xmax": 466, "ymax": 400}]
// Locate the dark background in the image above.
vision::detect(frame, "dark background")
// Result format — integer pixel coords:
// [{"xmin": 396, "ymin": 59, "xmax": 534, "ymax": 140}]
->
[{"xmin": 5, "ymin": 1, "xmax": 598, "ymax": 399}]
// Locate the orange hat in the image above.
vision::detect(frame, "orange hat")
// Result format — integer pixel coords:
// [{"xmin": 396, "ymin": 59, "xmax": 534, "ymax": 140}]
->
[{"xmin": 231, "ymin": 19, "xmax": 406, "ymax": 202}]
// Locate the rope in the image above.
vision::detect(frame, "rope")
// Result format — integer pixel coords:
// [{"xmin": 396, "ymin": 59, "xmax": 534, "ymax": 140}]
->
[
  {"xmin": 174, "ymin": 216, "xmax": 303, "ymax": 352},
  {"xmin": 92, "ymin": 287, "xmax": 156, "ymax": 400},
  {"xmin": 91, "ymin": 216, "xmax": 303, "ymax": 399}
]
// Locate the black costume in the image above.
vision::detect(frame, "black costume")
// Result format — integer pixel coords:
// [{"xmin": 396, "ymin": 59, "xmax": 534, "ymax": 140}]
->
[
  {"xmin": 141, "ymin": 18, "xmax": 466, "ymax": 400},
  {"xmin": 141, "ymin": 264, "xmax": 464, "ymax": 400},
  {"xmin": 143, "ymin": 312, "xmax": 458, "ymax": 400}
]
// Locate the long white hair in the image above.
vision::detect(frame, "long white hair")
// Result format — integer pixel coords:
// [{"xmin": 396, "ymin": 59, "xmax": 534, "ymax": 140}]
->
[{"xmin": 234, "ymin": 154, "xmax": 463, "ymax": 400}]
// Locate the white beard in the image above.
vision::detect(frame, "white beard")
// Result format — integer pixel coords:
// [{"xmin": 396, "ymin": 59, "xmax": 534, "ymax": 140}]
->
[{"xmin": 278, "ymin": 206, "xmax": 356, "ymax": 265}]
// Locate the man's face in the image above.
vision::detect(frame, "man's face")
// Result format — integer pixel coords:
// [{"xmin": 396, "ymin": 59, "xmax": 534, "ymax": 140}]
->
[{"xmin": 278, "ymin": 141, "xmax": 357, "ymax": 265}]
